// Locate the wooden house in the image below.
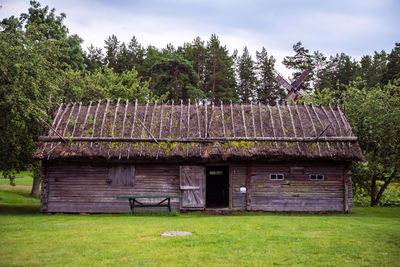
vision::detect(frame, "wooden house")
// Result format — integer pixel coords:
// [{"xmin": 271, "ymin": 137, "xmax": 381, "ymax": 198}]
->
[{"xmin": 34, "ymin": 100, "xmax": 364, "ymax": 213}]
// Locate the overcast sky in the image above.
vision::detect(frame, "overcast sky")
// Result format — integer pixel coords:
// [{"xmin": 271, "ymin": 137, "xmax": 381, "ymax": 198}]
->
[{"xmin": 1, "ymin": 0, "xmax": 399, "ymax": 76}]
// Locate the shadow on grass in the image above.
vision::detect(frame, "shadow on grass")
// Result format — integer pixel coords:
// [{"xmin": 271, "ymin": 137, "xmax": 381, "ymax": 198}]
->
[{"xmin": 0, "ymin": 204, "xmax": 40, "ymax": 215}]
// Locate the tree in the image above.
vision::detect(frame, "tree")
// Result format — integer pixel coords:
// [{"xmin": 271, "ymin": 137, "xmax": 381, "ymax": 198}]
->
[
  {"xmin": 236, "ymin": 47, "xmax": 257, "ymax": 102},
  {"xmin": 84, "ymin": 44, "xmax": 104, "ymax": 72},
  {"xmin": 149, "ymin": 53, "xmax": 204, "ymax": 101},
  {"xmin": 382, "ymin": 43, "xmax": 400, "ymax": 84},
  {"xmin": 205, "ymin": 34, "xmax": 237, "ymax": 101},
  {"xmin": 346, "ymin": 80, "xmax": 400, "ymax": 206},
  {"xmin": 104, "ymin": 34, "xmax": 120, "ymax": 70},
  {"xmin": 282, "ymin": 41, "xmax": 314, "ymax": 90},
  {"xmin": 255, "ymin": 47, "xmax": 284, "ymax": 104},
  {"xmin": 0, "ymin": 16, "xmax": 65, "ymax": 196}
]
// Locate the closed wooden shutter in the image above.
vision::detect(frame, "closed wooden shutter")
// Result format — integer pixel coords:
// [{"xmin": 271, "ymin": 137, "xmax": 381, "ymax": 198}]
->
[{"xmin": 108, "ymin": 165, "xmax": 135, "ymax": 186}]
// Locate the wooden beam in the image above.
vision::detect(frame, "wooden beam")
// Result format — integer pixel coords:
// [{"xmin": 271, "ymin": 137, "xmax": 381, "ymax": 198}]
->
[
  {"xmin": 208, "ymin": 101, "xmax": 215, "ymax": 136},
  {"xmin": 220, "ymin": 101, "xmax": 226, "ymax": 137},
  {"xmin": 62, "ymin": 102, "xmax": 76, "ymax": 137},
  {"xmin": 41, "ymin": 103, "xmax": 63, "ymax": 155},
  {"xmin": 250, "ymin": 103, "xmax": 256, "ymax": 137},
  {"xmin": 246, "ymin": 163, "xmax": 251, "ymax": 211},
  {"xmin": 276, "ymin": 101, "xmax": 288, "ymax": 147},
  {"xmin": 169, "ymin": 99, "xmax": 174, "ymax": 138},
  {"xmin": 107, "ymin": 98, "xmax": 120, "ymax": 159},
  {"xmin": 139, "ymin": 101, "xmax": 149, "ymax": 156},
  {"xmin": 295, "ymin": 104, "xmax": 305, "ymax": 137},
  {"xmin": 79, "ymin": 101, "xmax": 92, "ymax": 147},
  {"xmin": 267, "ymin": 105, "xmax": 278, "ymax": 148},
  {"xmin": 186, "ymin": 99, "xmax": 190, "ymax": 139},
  {"xmin": 241, "ymin": 103, "xmax": 248, "ymax": 138},
  {"xmin": 321, "ymin": 105, "xmax": 341, "ymax": 152},
  {"xmin": 127, "ymin": 99, "xmax": 138, "ymax": 159},
  {"xmin": 304, "ymin": 104, "xmax": 322, "ymax": 157},
  {"xmin": 40, "ymin": 136, "xmax": 359, "ymax": 143},
  {"xmin": 311, "ymin": 104, "xmax": 330, "ymax": 151},
  {"xmin": 230, "ymin": 100, "xmax": 236, "ymax": 137},
  {"xmin": 156, "ymin": 101, "xmax": 164, "ymax": 159},
  {"xmin": 179, "ymin": 99, "xmax": 183, "ymax": 138},
  {"xmin": 329, "ymin": 104, "xmax": 345, "ymax": 152},
  {"xmin": 287, "ymin": 104, "xmax": 301, "ymax": 151},
  {"xmin": 337, "ymin": 105, "xmax": 352, "ymax": 149},
  {"xmin": 195, "ymin": 99, "xmax": 201, "ymax": 138},
  {"xmin": 71, "ymin": 102, "xmax": 82, "ymax": 137},
  {"xmin": 100, "ymin": 99, "xmax": 110, "ymax": 137},
  {"xmin": 258, "ymin": 102, "xmax": 264, "ymax": 137},
  {"xmin": 119, "ymin": 100, "xmax": 128, "ymax": 159},
  {"xmin": 90, "ymin": 100, "xmax": 101, "ymax": 148},
  {"xmin": 204, "ymin": 99, "xmax": 208, "ymax": 138}
]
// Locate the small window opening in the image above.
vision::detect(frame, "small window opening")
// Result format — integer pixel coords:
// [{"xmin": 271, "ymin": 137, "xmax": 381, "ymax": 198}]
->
[
  {"xmin": 309, "ymin": 174, "xmax": 324, "ymax": 180},
  {"xmin": 270, "ymin": 173, "xmax": 284, "ymax": 180},
  {"xmin": 209, "ymin": 170, "xmax": 223, "ymax": 175}
]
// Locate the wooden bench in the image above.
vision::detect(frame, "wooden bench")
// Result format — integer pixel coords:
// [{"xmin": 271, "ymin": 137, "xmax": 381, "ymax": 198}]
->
[{"xmin": 117, "ymin": 195, "xmax": 183, "ymax": 215}]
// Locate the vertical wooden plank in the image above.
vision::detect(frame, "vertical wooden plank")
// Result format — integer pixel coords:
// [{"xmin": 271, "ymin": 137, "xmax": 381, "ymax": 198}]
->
[
  {"xmin": 127, "ymin": 99, "xmax": 138, "ymax": 159},
  {"xmin": 139, "ymin": 101, "xmax": 149, "ymax": 157},
  {"xmin": 311, "ymin": 104, "xmax": 330, "ymax": 150},
  {"xmin": 187, "ymin": 99, "xmax": 191, "ymax": 139},
  {"xmin": 179, "ymin": 99, "xmax": 183, "ymax": 139},
  {"xmin": 287, "ymin": 104, "xmax": 301, "ymax": 151},
  {"xmin": 246, "ymin": 163, "xmax": 251, "ymax": 210},
  {"xmin": 100, "ymin": 99, "xmax": 110, "ymax": 137},
  {"xmin": 195, "ymin": 99, "xmax": 201, "ymax": 138},
  {"xmin": 119, "ymin": 100, "xmax": 128, "ymax": 159},
  {"xmin": 208, "ymin": 101, "xmax": 215, "ymax": 135},
  {"xmin": 304, "ymin": 104, "xmax": 322, "ymax": 156},
  {"xmin": 204, "ymin": 99, "xmax": 208, "ymax": 138},
  {"xmin": 220, "ymin": 101, "xmax": 226, "ymax": 137},
  {"xmin": 276, "ymin": 101, "xmax": 288, "ymax": 147},
  {"xmin": 156, "ymin": 101, "xmax": 164, "ymax": 159},
  {"xmin": 241, "ymin": 103, "xmax": 248, "ymax": 138},
  {"xmin": 169, "ymin": 99, "xmax": 174, "ymax": 138},
  {"xmin": 258, "ymin": 102, "xmax": 264, "ymax": 137},
  {"xmin": 267, "ymin": 105, "xmax": 278, "ymax": 148},
  {"xmin": 90, "ymin": 100, "xmax": 101, "ymax": 148},
  {"xmin": 329, "ymin": 104, "xmax": 345, "ymax": 152},
  {"xmin": 250, "ymin": 103, "xmax": 256, "ymax": 137},
  {"xmin": 230, "ymin": 100, "xmax": 236, "ymax": 137}
]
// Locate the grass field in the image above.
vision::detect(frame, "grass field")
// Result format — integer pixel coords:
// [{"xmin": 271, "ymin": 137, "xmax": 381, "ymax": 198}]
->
[
  {"xmin": 0, "ymin": 187, "xmax": 399, "ymax": 267},
  {"xmin": 0, "ymin": 171, "xmax": 33, "ymax": 186}
]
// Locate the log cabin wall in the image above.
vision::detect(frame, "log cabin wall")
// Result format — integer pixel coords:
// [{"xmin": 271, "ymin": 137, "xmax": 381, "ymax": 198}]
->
[
  {"xmin": 42, "ymin": 161, "xmax": 180, "ymax": 213},
  {"xmin": 241, "ymin": 161, "xmax": 352, "ymax": 212}
]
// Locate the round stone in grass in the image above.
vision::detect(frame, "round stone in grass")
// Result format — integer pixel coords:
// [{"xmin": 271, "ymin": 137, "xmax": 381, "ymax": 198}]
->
[{"xmin": 161, "ymin": 231, "xmax": 192, "ymax": 236}]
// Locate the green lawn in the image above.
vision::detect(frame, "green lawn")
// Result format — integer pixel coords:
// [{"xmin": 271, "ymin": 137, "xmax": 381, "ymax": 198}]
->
[
  {"xmin": 0, "ymin": 171, "xmax": 33, "ymax": 186},
  {"xmin": 0, "ymin": 188, "xmax": 399, "ymax": 267}
]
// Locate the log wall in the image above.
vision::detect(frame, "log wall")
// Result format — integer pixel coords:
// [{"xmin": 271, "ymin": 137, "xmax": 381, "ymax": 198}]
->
[
  {"xmin": 42, "ymin": 161, "xmax": 180, "ymax": 213},
  {"xmin": 41, "ymin": 160, "xmax": 352, "ymax": 213}
]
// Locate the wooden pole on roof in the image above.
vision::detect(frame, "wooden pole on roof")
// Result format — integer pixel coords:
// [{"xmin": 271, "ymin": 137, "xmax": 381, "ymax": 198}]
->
[
  {"xmin": 142, "ymin": 101, "xmax": 156, "ymax": 155},
  {"xmin": 321, "ymin": 105, "xmax": 342, "ymax": 152},
  {"xmin": 41, "ymin": 103, "xmax": 63, "ymax": 156},
  {"xmin": 47, "ymin": 103, "xmax": 75, "ymax": 158},
  {"xmin": 204, "ymin": 99, "xmax": 208, "ymax": 138},
  {"xmin": 304, "ymin": 104, "xmax": 322, "ymax": 157},
  {"xmin": 311, "ymin": 104, "xmax": 330, "ymax": 151},
  {"xmin": 179, "ymin": 99, "xmax": 183, "ymax": 139},
  {"xmin": 328, "ymin": 104, "xmax": 345, "ymax": 152},
  {"xmin": 107, "ymin": 98, "xmax": 120, "ymax": 159},
  {"xmin": 230, "ymin": 100, "xmax": 236, "ymax": 137},
  {"xmin": 195, "ymin": 99, "xmax": 202, "ymax": 156},
  {"xmin": 258, "ymin": 102, "xmax": 264, "ymax": 137},
  {"xmin": 294, "ymin": 104, "xmax": 305, "ymax": 137},
  {"xmin": 276, "ymin": 101, "xmax": 288, "ymax": 148},
  {"xmin": 337, "ymin": 105, "xmax": 352, "ymax": 149},
  {"xmin": 250, "ymin": 103, "xmax": 256, "ymax": 137},
  {"xmin": 187, "ymin": 99, "xmax": 190, "ymax": 139},
  {"xmin": 208, "ymin": 101, "xmax": 215, "ymax": 135},
  {"xmin": 169, "ymin": 99, "xmax": 174, "ymax": 138},
  {"xmin": 119, "ymin": 99, "xmax": 128, "ymax": 159},
  {"xmin": 220, "ymin": 101, "xmax": 226, "ymax": 137},
  {"xmin": 100, "ymin": 99, "xmax": 110, "ymax": 137},
  {"xmin": 90, "ymin": 100, "xmax": 101, "ymax": 148},
  {"xmin": 267, "ymin": 104, "xmax": 278, "ymax": 148},
  {"xmin": 287, "ymin": 104, "xmax": 301, "ymax": 151},
  {"xmin": 240, "ymin": 103, "xmax": 250, "ymax": 151},
  {"xmin": 139, "ymin": 101, "xmax": 149, "ymax": 157},
  {"xmin": 127, "ymin": 99, "xmax": 138, "ymax": 159},
  {"xmin": 71, "ymin": 102, "xmax": 82, "ymax": 137},
  {"xmin": 156, "ymin": 101, "xmax": 164, "ymax": 159},
  {"xmin": 79, "ymin": 101, "xmax": 92, "ymax": 147}
]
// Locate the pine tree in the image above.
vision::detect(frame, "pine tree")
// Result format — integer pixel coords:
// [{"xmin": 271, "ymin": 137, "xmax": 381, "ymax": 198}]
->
[
  {"xmin": 84, "ymin": 44, "xmax": 103, "ymax": 72},
  {"xmin": 104, "ymin": 34, "xmax": 120, "ymax": 70},
  {"xmin": 205, "ymin": 34, "xmax": 237, "ymax": 102},
  {"xmin": 255, "ymin": 47, "xmax": 284, "ymax": 104},
  {"xmin": 237, "ymin": 47, "xmax": 257, "ymax": 103}
]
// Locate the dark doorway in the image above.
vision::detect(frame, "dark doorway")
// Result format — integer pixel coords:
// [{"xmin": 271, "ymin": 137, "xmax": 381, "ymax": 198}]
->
[{"xmin": 206, "ymin": 166, "xmax": 229, "ymax": 208}]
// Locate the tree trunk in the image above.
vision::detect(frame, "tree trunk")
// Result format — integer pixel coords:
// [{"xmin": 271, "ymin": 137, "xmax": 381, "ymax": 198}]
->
[
  {"xmin": 30, "ymin": 161, "xmax": 41, "ymax": 198},
  {"xmin": 371, "ymin": 176, "xmax": 377, "ymax": 206},
  {"xmin": 372, "ymin": 168, "xmax": 397, "ymax": 206}
]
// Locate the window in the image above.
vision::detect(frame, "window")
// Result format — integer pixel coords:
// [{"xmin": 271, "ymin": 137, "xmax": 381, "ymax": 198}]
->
[
  {"xmin": 209, "ymin": 170, "xmax": 223, "ymax": 175},
  {"xmin": 270, "ymin": 173, "xmax": 284, "ymax": 180},
  {"xmin": 309, "ymin": 174, "xmax": 324, "ymax": 181}
]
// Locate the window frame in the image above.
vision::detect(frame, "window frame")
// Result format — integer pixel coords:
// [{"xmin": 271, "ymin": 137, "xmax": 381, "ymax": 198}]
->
[
  {"xmin": 269, "ymin": 173, "xmax": 285, "ymax": 180},
  {"xmin": 309, "ymin": 174, "xmax": 324, "ymax": 181}
]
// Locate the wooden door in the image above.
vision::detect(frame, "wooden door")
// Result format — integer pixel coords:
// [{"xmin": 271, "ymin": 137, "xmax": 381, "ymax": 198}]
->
[{"xmin": 180, "ymin": 165, "xmax": 206, "ymax": 209}]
